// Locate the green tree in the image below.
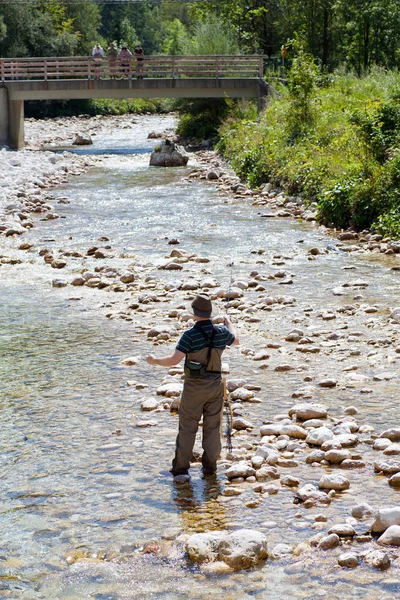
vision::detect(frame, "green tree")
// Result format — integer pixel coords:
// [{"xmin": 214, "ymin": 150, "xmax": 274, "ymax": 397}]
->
[
  {"xmin": 185, "ymin": 13, "xmax": 240, "ymax": 55},
  {"xmin": 162, "ymin": 19, "xmax": 189, "ymax": 55},
  {"xmin": 0, "ymin": 3, "xmax": 78, "ymax": 57},
  {"xmin": 65, "ymin": 1, "xmax": 102, "ymax": 54}
]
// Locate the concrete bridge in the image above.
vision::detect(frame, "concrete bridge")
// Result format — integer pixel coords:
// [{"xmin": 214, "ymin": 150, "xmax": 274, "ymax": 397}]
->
[{"xmin": 0, "ymin": 55, "xmax": 268, "ymax": 149}]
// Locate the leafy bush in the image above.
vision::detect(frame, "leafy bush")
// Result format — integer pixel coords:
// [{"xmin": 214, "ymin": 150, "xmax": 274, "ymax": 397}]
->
[
  {"xmin": 25, "ymin": 98, "xmax": 171, "ymax": 118},
  {"xmin": 218, "ymin": 69, "xmax": 400, "ymax": 238}
]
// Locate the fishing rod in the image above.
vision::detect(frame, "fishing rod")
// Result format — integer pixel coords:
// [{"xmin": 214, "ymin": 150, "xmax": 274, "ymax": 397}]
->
[{"xmin": 222, "ymin": 257, "xmax": 234, "ymax": 454}]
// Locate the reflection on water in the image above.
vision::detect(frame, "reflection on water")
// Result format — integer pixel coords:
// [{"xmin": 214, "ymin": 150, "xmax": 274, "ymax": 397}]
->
[{"xmin": 1, "ymin": 116, "xmax": 400, "ymax": 598}]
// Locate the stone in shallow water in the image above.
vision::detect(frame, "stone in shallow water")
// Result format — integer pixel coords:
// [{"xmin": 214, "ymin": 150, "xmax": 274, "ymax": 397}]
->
[
  {"xmin": 338, "ymin": 552, "xmax": 359, "ymax": 568},
  {"xmin": 306, "ymin": 427, "xmax": 334, "ymax": 446},
  {"xmin": 371, "ymin": 507, "xmax": 400, "ymax": 533},
  {"xmin": 377, "ymin": 525, "xmax": 400, "ymax": 546},
  {"xmin": 380, "ymin": 428, "xmax": 400, "ymax": 442},
  {"xmin": 318, "ymin": 474, "xmax": 350, "ymax": 491},
  {"xmin": 389, "ymin": 473, "xmax": 400, "ymax": 487},
  {"xmin": 374, "ymin": 459, "xmax": 400, "ymax": 475},
  {"xmin": 351, "ymin": 502, "xmax": 374, "ymax": 519},
  {"xmin": 141, "ymin": 397, "xmax": 159, "ymax": 412},
  {"xmin": 185, "ymin": 529, "xmax": 268, "ymax": 569},
  {"xmin": 328, "ymin": 524, "xmax": 356, "ymax": 537},
  {"xmin": 52, "ymin": 279, "xmax": 68, "ymax": 288},
  {"xmin": 318, "ymin": 533, "xmax": 340, "ymax": 550},
  {"xmin": 288, "ymin": 403, "xmax": 328, "ymax": 421},
  {"xmin": 364, "ymin": 550, "xmax": 391, "ymax": 570},
  {"xmin": 225, "ymin": 462, "xmax": 256, "ymax": 480}
]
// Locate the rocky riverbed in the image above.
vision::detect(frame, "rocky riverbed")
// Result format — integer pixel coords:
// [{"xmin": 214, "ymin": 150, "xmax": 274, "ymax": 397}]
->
[{"xmin": 1, "ymin": 114, "xmax": 400, "ymax": 598}]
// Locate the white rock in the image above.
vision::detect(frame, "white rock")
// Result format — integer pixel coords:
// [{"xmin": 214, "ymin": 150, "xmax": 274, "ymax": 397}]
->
[
  {"xmin": 377, "ymin": 525, "xmax": 400, "ymax": 546},
  {"xmin": 324, "ymin": 449, "xmax": 352, "ymax": 463},
  {"xmin": 380, "ymin": 428, "xmax": 400, "ymax": 442},
  {"xmin": 289, "ymin": 403, "xmax": 328, "ymax": 420},
  {"xmin": 186, "ymin": 529, "xmax": 268, "ymax": 569},
  {"xmin": 351, "ymin": 502, "xmax": 374, "ymax": 519},
  {"xmin": 141, "ymin": 398, "xmax": 159, "ymax": 412},
  {"xmin": 318, "ymin": 474, "xmax": 350, "ymax": 491},
  {"xmin": 306, "ymin": 427, "xmax": 334, "ymax": 446},
  {"xmin": 389, "ymin": 308, "xmax": 400, "ymax": 322},
  {"xmin": 328, "ymin": 524, "xmax": 356, "ymax": 537},
  {"xmin": 225, "ymin": 462, "xmax": 256, "ymax": 480},
  {"xmin": 269, "ymin": 543, "xmax": 293, "ymax": 560},
  {"xmin": 364, "ymin": 550, "xmax": 391, "ymax": 570},
  {"xmin": 371, "ymin": 507, "xmax": 400, "ymax": 533},
  {"xmin": 156, "ymin": 382, "xmax": 183, "ymax": 397},
  {"xmin": 338, "ymin": 552, "xmax": 359, "ymax": 568},
  {"xmin": 230, "ymin": 387, "xmax": 255, "ymax": 401},
  {"xmin": 318, "ymin": 534, "xmax": 340, "ymax": 550},
  {"xmin": 296, "ymin": 484, "xmax": 329, "ymax": 503}
]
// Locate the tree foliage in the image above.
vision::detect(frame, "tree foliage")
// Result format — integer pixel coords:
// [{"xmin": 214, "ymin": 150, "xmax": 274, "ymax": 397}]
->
[{"xmin": 0, "ymin": 0, "xmax": 399, "ymax": 72}]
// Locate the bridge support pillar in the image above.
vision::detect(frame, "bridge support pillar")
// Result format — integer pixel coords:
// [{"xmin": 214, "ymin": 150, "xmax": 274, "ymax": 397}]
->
[
  {"xmin": 0, "ymin": 87, "xmax": 9, "ymax": 146},
  {"xmin": 0, "ymin": 90, "xmax": 24, "ymax": 149},
  {"xmin": 9, "ymin": 99, "xmax": 24, "ymax": 149}
]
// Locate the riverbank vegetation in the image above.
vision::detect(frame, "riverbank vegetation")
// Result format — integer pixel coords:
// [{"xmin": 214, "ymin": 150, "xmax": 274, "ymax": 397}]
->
[{"xmin": 218, "ymin": 61, "xmax": 400, "ymax": 237}]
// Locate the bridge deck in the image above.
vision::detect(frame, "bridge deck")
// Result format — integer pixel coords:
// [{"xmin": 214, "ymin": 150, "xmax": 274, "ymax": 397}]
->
[{"xmin": 0, "ymin": 55, "xmax": 268, "ymax": 149}]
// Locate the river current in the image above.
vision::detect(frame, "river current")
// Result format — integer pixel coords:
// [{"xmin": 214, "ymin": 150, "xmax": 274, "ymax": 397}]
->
[{"xmin": 1, "ymin": 115, "xmax": 399, "ymax": 599}]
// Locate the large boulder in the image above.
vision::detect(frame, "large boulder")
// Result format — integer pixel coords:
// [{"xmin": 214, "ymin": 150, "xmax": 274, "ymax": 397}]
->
[
  {"xmin": 185, "ymin": 529, "xmax": 268, "ymax": 570},
  {"xmin": 150, "ymin": 140, "xmax": 188, "ymax": 167},
  {"xmin": 72, "ymin": 133, "xmax": 93, "ymax": 146}
]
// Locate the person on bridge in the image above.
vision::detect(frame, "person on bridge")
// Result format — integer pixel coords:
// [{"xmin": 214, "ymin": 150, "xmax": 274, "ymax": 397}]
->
[
  {"xmin": 118, "ymin": 45, "xmax": 133, "ymax": 78},
  {"xmin": 146, "ymin": 293, "xmax": 239, "ymax": 484},
  {"xmin": 134, "ymin": 44, "xmax": 145, "ymax": 79},
  {"xmin": 92, "ymin": 44, "xmax": 104, "ymax": 80},
  {"xmin": 107, "ymin": 43, "xmax": 118, "ymax": 79}
]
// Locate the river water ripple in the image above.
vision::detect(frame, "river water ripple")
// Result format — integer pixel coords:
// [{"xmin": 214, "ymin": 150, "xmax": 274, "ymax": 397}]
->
[{"xmin": 1, "ymin": 115, "xmax": 399, "ymax": 599}]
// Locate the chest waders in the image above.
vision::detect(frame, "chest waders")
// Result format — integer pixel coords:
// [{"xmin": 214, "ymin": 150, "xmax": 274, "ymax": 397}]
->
[{"xmin": 171, "ymin": 327, "xmax": 224, "ymax": 476}]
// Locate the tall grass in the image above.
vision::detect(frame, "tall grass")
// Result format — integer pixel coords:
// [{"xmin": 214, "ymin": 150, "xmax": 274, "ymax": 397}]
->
[{"xmin": 217, "ymin": 68, "xmax": 400, "ymax": 237}]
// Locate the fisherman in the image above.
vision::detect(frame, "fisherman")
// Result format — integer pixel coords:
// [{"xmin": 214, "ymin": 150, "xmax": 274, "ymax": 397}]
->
[{"xmin": 146, "ymin": 293, "xmax": 239, "ymax": 483}]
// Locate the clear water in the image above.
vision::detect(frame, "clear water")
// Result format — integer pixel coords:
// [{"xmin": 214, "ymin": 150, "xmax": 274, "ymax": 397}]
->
[{"xmin": 1, "ymin": 115, "xmax": 400, "ymax": 598}]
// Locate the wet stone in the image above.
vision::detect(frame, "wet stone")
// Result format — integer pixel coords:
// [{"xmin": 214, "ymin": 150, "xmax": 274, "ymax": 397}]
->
[{"xmin": 338, "ymin": 552, "xmax": 359, "ymax": 568}]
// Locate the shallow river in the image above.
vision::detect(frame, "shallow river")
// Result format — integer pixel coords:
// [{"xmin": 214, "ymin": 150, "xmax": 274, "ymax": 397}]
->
[{"xmin": 1, "ymin": 115, "xmax": 399, "ymax": 599}]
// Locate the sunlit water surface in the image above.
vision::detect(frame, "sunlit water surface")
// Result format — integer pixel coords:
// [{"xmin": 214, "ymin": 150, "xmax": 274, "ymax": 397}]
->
[{"xmin": 1, "ymin": 116, "xmax": 400, "ymax": 599}]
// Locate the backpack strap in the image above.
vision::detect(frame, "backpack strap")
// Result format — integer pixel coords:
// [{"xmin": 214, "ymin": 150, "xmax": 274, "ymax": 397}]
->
[{"xmin": 195, "ymin": 325, "xmax": 218, "ymax": 372}]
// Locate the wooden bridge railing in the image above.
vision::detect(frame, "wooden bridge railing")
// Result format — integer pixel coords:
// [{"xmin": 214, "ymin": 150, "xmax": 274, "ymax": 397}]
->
[{"xmin": 0, "ymin": 55, "xmax": 265, "ymax": 82}]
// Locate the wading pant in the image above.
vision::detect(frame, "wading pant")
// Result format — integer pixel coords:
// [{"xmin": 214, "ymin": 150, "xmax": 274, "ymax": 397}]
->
[{"xmin": 171, "ymin": 375, "xmax": 224, "ymax": 475}]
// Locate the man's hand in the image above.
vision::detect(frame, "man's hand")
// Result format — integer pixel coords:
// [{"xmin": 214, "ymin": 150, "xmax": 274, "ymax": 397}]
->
[
  {"xmin": 146, "ymin": 354, "xmax": 157, "ymax": 365},
  {"xmin": 223, "ymin": 314, "xmax": 239, "ymax": 346}
]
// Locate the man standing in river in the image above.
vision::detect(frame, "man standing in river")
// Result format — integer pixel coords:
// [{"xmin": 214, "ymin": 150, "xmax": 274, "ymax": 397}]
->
[{"xmin": 146, "ymin": 293, "xmax": 239, "ymax": 483}]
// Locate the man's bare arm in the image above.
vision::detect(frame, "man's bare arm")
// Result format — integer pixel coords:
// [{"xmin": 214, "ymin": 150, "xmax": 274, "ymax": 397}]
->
[{"xmin": 146, "ymin": 349, "xmax": 185, "ymax": 367}]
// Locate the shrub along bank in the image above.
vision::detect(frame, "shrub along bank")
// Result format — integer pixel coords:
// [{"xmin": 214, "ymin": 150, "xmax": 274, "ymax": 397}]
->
[
  {"xmin": 217, "ymin": 66, "xmax": 400, "ymax": 239},
  {"xmin": 25, "ymin": 98, "xmax": 172, "ymax": 119}
]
